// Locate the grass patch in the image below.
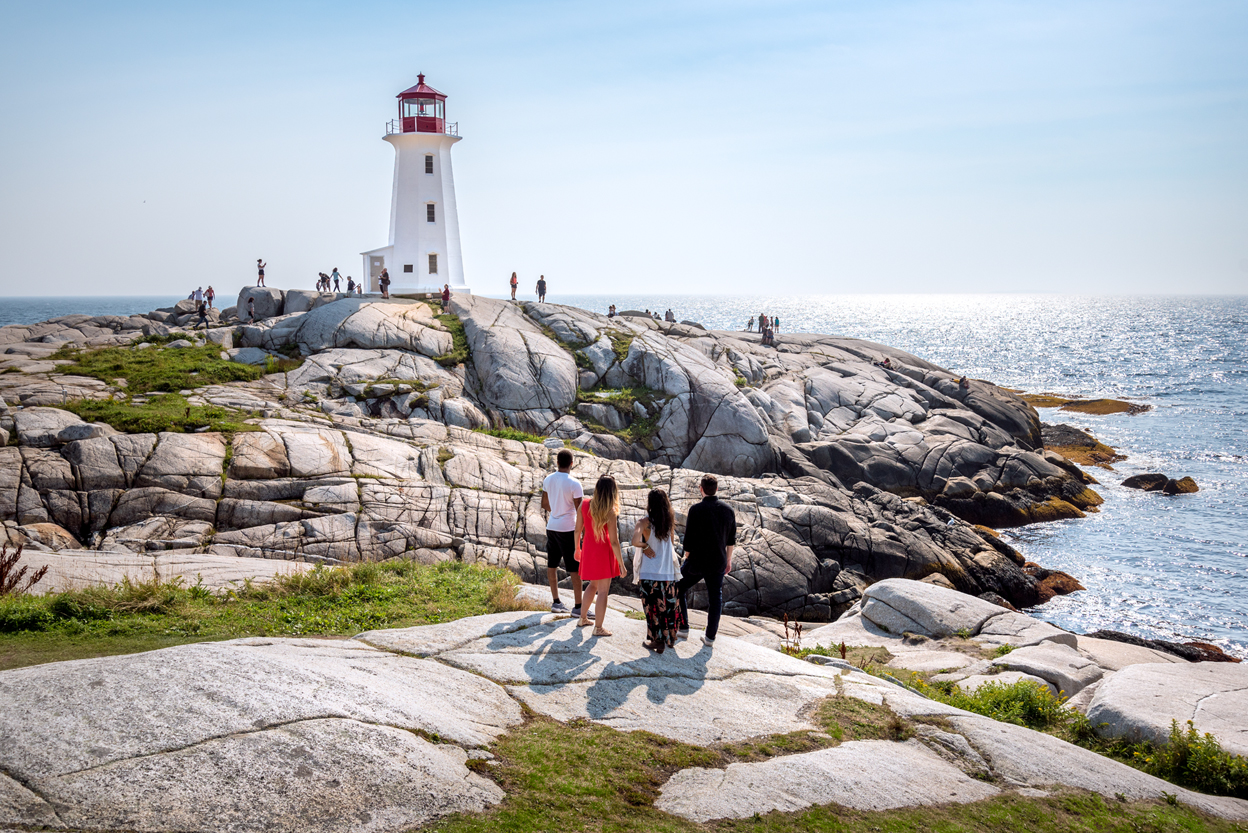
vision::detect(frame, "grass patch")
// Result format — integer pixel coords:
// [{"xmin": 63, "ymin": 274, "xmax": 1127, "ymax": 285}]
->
[
  {"xmin": 61, "ymin": 393, "xmax": 260, "ymax": 434},
  {"xmin": 55, "ymin": 343, "xmax": 268, "ymax": 394},
  {"xmin": 434, "ymin": 313, "xmax": 470, "ymax": 367},
  {"xmin": 733, "ymin": 367, "xmax": 748, "ymax": 387},
  {"xmin": 783, "ymin": 643, "xmax": 895, "ymax": 671},
  {"xmin": 428, "ymin": 712, "xmax": 1240, "ymax": 833},
  {"xmin": 901, "ymin": 675, "xmax": 1248, "ymax": 799},
  {"xmin": 608, "ymin": 332, "xmax": 635, "ymax": 363},
  {"xmin": 575, "ymin": 385, "xmax": 666, "ymax": 447},
  {"xmin": 816, "ymin": 693, "xmax": 915, "ymax": 744},
  {"xmin": 0, "ymin": 560, "xmax": 530, "ymax": 671},
  {"xmin": 473, "ymin": 426, "xmax": 546, "ymax": 444}
]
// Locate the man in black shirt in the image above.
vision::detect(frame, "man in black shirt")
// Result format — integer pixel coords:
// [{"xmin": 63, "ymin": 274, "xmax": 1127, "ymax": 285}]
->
[
  {"xmin": 677, "ymin": 474, "xmax": 736, "ymax": 646},
  {"xmin": 536, "ymin": 275, "xmax": 547, "ymax": 303}
]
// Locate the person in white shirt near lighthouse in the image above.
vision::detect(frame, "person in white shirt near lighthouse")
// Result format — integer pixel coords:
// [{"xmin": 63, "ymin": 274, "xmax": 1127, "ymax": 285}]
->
[{"xmin": 361, "ymin": 74, "xmax": 468, "ymax": 295}]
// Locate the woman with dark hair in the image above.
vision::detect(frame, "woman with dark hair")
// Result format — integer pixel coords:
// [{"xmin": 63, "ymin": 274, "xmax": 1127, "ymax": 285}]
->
[
  {"xmin": 509, "ymin": 271, "xmax": 519, "ymax": 300},
  {"xmin": 630, "ymin": 488, "xmax": 682, "ymax": 652},
  {"xmin": 574, "ymin": 475, "xmax": 625, "ymax": 637}
]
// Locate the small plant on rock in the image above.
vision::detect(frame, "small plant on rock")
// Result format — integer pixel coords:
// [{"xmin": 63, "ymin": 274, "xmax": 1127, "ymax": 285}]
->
[{"xmin": 0, "ymin": 544, "xmax": 48, "ymax": 597}]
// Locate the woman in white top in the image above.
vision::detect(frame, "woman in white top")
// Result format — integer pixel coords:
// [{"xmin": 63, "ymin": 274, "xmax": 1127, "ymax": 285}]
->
[{"xmin": 630, "ymin": 488, "xmax": 682, "ymax": 653}]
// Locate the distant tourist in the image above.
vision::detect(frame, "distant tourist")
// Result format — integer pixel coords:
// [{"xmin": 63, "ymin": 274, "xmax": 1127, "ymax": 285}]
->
[
  {"xmin": 665, "ymin": 309, "xmax": 676, "ymax": 323},
  {"xmin": 442, "ymin": 283, "xmax": 451, "ymax": 306},
  {"xmin": 607, "ymin": 304, "xmax": 616, "ymax": 318},
  {"xmin": 247, "ymin": 297, "xmax": 256, "ymax": 323},
  {"xmin": 356, "ymin": 282, "xmax": 363, "ymax": 295},
  {"xmin": 773, "ymin": 316, "xmax": 780, "ymax": 333},
  {"xmin": 757, "ymin": 312, "xmax": 767, "ymax": 332},
  {"xmin": 631, "ymin": 488, "xmax": 682, "ymax": 653},
  {"xmin": 192, "ymin": 286, "xmax": 204, "ymax": 303},
  {"xmin": 347, "ymin": 276, "xmax": 355, "ymax": 293},
  {"xmin": 205, "ymin": 286, "xmax": 215, "ymax": 308},
  {"xmin": 194, "ymin": 300, "xmax": 208, "ymax": 329},
  {"xmin": 509, "ymin": 271, "xmax": 518, "ymax": 300},
  {"xmin": 746, "ymin": 319, "xmax": 754, "ymax": 332},
  {"xmin": 542, "ymin": 449, "xmax": 584, "ymax": 615},
  {"xmin": 256, "ymin": 259, "xmax": 266, "ymax": 286},
  {"xmin": 762, "ymin": 325, "xmax": 774, "ymax": 346},
  {"xmin": 317, "ymin": 273, "xmax": 328, "ymax": 291},
  {"xmin": 379, "ymin": 268, "xmax": 391, "ymax": 299},
  {"xmin": 575, "ymin": 474, "xmax": 625, "ymax": 637},
  {"xmin": 536, "ymin": 275, "xmax": 547, "ymax": 303},
  {"xmin": 677, "ymin": 474, "xmax": 736, "ymax": 647},
  {"xmin": 330, "ymin": 268, "xmax": 342, "ymax": 292},
  {"xmin": 959, "ymin": 376, "xmax": 970, "ymax": 391}
]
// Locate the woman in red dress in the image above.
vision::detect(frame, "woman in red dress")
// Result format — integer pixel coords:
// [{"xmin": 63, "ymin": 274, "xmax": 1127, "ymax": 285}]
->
[{"xmin": 574, "ymin": 474, "xmax": 625, "ymax": 636}]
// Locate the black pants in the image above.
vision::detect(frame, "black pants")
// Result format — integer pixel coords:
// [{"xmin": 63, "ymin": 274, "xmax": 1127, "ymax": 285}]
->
[{"xmin": 677, "ymin": 566, "xmax": 723, "ymax": 641}]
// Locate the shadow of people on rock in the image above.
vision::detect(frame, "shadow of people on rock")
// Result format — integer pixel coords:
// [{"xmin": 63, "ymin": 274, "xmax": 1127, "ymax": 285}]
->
[{"xmin": 582, "ymin": 643, "xmax": 713, "ymax": 720}]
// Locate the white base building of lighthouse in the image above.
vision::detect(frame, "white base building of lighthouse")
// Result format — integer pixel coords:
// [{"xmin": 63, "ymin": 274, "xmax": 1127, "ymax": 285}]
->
[{"xmin": 361, "ymin": 75, "xmax": 469, "ymax": 295}]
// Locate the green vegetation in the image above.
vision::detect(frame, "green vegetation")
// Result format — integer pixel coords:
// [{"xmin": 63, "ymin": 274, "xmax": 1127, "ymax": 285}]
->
[
  {"xmin": 61, "ymin": 393, "xmax": 260, "ymax": 434},
  {"xmin": 473, "ymin": 426, "xmax": 546, "ymax": 444},
  {"xmin": 57, "ymin": 344, "xmax": 266, "ymax": 394},
  {"xmin": 992, "ymin": 643, "xmax": 1016, "ymax": 657},
  {"xmin": 733, "ymin": 367, "xmax": 748, "ymax": 387},
  {"xmin": 783, "ymin": 642, "xmax": 895, "ymax": 671},
  {"xmin": 575, "ymin": 385, "xmax": 666, "ymax": 447},
  {"xmin": 434, "ymin": 313, "xmax": 470, "ymax": 367},
  {"xmin": 608, "ymin": 331, "xmax": 635, "ymax": 363},
  {"xmin": 902, "ymin": 675, "xmax": 1248, "ymax": 799},
  {"xmin": 0, "ymin": 560, "xmax": 536, "ymax": 672},
  {"xmin": 429, "ymin": 712, "xmax": 1240, "ymax": 833}
]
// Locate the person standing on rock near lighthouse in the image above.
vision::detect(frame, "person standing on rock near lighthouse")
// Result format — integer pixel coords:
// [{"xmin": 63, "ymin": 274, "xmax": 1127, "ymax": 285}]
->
[
  {"xmin": 541, "ymin": 449, "xmax": 584, "ymax": 616},
  {"xmin": 256, "ymin": 259, "xmax": 266, "ymax": 286},
  {"xmin": 509, "ymin": 271, "xmax": 519, "ymax": 300},
  {"xmin": 536, "ymin": 275, "xmax": 547, "ymax": 303},
  {"xmin": 575, "ymin": 474, "xmax": 625, "ymax": 637},
  {"xmin": 676, "ymin": 474, "xmax": 736, "ymax": 647}
]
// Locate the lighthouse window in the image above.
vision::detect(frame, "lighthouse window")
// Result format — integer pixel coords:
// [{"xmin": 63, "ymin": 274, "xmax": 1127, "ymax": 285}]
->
[
  {"xmin": 428, "ymin": 254, "xmax": 438, "ymax": 274},
  {"xmin": 403, "ymin": 264, "xmax": 413, "ymax": 273},
  {"xmin": 427, "ymin": 204, "xmax": 436, "ymax": 223},
  {"xmin": 425, "ymin": 155, "xmax": 434, "ymax": 174}
]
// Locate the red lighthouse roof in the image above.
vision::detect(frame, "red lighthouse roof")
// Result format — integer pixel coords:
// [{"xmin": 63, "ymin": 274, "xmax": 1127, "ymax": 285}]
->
[{"xmin": 397, "ymin": 74, "xmax": 446, "ymax": 101}]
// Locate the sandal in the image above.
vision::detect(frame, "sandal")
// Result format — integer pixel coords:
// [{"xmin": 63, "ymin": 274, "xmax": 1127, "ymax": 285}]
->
[
  {"xmin": 576, "ymin": 619, "xmax": 592, "ymax": 628},
  {"xmin": 593, "ymin": 628, "xmax": 613, "ymax": 637}
]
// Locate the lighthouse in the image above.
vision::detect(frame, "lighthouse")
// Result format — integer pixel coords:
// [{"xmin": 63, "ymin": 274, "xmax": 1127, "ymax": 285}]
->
[{"xmin": 361, "ymin": 75, "xmax": 468, "ymax": 294}]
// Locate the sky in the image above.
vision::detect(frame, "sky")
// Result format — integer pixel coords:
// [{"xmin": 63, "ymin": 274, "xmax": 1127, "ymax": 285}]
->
[{"xmin": 0, "ymin": 0, "xmax": 1245, "ymax": 299}]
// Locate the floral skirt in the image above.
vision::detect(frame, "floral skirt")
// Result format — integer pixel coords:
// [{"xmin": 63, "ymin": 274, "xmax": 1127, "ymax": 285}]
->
[{"xmin": 639, "ymin": 579, "xmax": 682, "ymax": 647}]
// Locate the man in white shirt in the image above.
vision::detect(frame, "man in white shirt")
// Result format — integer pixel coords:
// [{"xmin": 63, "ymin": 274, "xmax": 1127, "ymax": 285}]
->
[
  {"xmin": 541, "ymin": 449, "xmax": 584, "ymax": 614},
  {"xmin": 192, "ymin": 287, "xmax": 203, "ymax": 303}
]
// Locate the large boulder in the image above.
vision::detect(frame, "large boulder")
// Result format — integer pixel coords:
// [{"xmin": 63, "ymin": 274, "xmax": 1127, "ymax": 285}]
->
[
  {"xmin": 858, "ymin": 579, "xmax": 1006, "ymax": 638},
  {"xmin": 12, "ymin": 407, "xmax": 86, "ymax": 448},
  {"xmin": 0, "ymin": 638, "xmax": 521, "ymax": 832},
  {"xmin": 1087, "ymin": 662, "xmax": 1248, "ymax": 756},
  {"xmin": 450, "ymin": 294, "xmax": 577, "ymax": 424},
  {"xmin": 293, "ymin": 298, "xmax": 451, "ymax": 356},
  {"xmin": 236, "ymin": 286, "xmax": 285, "ymax": 320}
]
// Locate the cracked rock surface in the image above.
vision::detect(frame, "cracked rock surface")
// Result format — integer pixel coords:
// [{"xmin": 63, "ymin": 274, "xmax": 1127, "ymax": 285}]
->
[
  {"xmin": 1, "ymin": 295, "xmax": 1105, "ymax": 616},
  {"xmin": 3, "ymin": 587, "xmax": 1248, "ymax": 831}
]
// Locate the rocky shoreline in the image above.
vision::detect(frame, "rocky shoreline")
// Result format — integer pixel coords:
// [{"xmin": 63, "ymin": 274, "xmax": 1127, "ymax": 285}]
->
[
  {"xmin": 0, "ymin": 289, "xmax": 1108, "ymax": 619},
  {"xmin": 3, "ymin": 291, "xmax": 1246, "ymax": 831}
]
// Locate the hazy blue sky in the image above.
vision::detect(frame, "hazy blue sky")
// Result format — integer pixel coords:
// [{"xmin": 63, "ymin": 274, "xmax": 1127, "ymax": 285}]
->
[{"xmin": 1, "ymin": 0, "xmax": 1245, "ymax": 299}]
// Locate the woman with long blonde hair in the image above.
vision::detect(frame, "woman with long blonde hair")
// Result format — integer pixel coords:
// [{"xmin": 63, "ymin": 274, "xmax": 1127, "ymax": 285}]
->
[{"xmin": 574, "ymin": 474, "xmax": 625, "ymax": 636}]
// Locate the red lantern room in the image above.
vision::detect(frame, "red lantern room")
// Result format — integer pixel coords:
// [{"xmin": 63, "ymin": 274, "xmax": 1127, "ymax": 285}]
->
[{"xmin": 396, "ymin": 74, "xmax": 448, "ymax": 134}]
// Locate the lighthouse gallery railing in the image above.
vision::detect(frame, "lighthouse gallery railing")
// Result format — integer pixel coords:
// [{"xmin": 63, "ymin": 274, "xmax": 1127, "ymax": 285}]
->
[{"xmin": 386, "ymin": 120, "xmax": 459, "ymax": 137}]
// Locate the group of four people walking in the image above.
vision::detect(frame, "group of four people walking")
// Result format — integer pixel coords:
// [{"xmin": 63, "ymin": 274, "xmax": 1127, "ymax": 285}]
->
[{"xmin": 541, "ymin": 450, "xmax": 735, "ymax": 648}]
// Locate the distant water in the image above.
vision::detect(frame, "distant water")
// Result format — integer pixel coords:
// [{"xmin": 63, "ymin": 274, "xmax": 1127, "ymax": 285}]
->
[
  {"xmin": 0, "ymin": 297, "xmax": 180, "ymax": 328},
  {"xmin": 6, "ymin": 293, "xmax": 1247, "ymax": 656}
]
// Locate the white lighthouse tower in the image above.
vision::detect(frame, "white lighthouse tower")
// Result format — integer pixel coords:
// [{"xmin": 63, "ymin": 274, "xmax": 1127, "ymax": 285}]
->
[{"xmin": 361, "ymin": 75, "xmax": 468, "ymax": 294}]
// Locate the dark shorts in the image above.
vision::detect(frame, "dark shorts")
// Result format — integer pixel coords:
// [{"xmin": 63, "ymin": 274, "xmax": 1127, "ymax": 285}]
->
[{"xmin": 546, "ymin": 529, "xmax": 579, "ymax": 573}]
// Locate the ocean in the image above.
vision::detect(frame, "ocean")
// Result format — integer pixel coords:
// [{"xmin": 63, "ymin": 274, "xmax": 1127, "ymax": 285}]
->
[{"xmin": 3, "ymin": 293, "xmax": 1245, "ymax": 656}]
